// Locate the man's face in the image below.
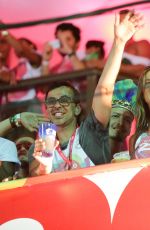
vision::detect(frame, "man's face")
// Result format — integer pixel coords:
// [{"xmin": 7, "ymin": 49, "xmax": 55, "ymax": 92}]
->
[
  {"xmin": 46, "ymin": 86, "xmax": 79, "ymax": 126},
  {"xmin": 56, "ymin": 30, "xmax": 79, "ymax": 53},
  {"xmin": 109, "ymin": 107, "xmax": 134, "ymax": 141},
  {"xmin": 16, "ymin": 139, "xmax": 34, "ymax": 162}
]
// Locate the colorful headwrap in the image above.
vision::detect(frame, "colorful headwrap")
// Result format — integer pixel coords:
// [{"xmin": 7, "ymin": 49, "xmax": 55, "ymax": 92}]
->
[
  {"xmin": 113, "ymin": 79, "xmax": 137, "ymax": 115},
  {"xmin": 112, "ymin": 99, "xmax": 134, "ymax": 115}
]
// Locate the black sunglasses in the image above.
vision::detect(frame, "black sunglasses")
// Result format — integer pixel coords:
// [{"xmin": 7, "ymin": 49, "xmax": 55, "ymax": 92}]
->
[{"xmin": 45, "ymin": 95, "xmax": 75, "ymax": 108}]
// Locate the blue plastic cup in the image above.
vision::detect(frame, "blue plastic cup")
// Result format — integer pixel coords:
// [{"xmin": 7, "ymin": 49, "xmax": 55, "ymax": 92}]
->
[{"xmin": 38, "ymin": 123, "xmax": 57, "ymax": 157}]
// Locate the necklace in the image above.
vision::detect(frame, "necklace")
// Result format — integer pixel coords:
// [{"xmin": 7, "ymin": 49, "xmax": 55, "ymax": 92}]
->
[{"xmin": 56, "ymin": 129, "xmax": 77, "ymax": 170}]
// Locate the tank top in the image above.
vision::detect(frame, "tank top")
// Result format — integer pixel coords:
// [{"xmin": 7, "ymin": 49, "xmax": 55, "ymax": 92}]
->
[{"xmin": 135, "ymin": 132, "xmax": 150, "ymax": 159}]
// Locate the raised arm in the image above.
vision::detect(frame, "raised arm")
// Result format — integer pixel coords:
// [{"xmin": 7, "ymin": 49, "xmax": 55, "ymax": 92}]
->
[
  {"xmin": 1, "ymin": 31, "xmax": 41, "ymax": 67},
  {"xmin": 41, "ymin": 42, "xmax": 53, "ymax": 76},
  {"xmin": 92, "ymin": 12, "xmax": 143, "ymax": 127}
]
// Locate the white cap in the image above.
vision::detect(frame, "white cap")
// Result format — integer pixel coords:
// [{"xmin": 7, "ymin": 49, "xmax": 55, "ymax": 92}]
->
[{"xmin": 0, "ymin": 137, "xmax": 20, "ymax": 164}]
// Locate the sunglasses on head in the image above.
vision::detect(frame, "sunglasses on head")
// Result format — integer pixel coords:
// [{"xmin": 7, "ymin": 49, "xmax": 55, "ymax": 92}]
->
[{"xmin": 45, "ymin": 95, "xmax": 75, "ymax": 108}]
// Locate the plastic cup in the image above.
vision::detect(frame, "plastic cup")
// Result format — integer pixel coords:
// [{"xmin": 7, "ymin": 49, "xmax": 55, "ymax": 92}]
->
[
  {"xmin": 112, "ymin": 151, "xmax": 131, "ymax": 163},
  {"xmin": 38, "ymin": 123, "xmax": 57, "ymax": 157}
]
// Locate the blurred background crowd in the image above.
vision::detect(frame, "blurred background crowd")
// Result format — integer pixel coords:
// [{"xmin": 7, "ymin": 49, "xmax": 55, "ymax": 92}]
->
[{"xmin": 0, "ymin": 0, "xmax": 150, "ymax": 182}]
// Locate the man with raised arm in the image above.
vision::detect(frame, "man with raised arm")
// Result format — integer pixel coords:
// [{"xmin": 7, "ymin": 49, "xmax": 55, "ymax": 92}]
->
[{"xmin": 29, "ymin": 12, "xmax": 143, "ymax": 176}]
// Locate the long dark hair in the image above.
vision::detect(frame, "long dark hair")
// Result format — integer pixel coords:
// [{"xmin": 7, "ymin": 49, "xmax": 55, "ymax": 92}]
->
[{"xmin": 133, "ymin": 67, "xmax": 150, "ymax": 149}]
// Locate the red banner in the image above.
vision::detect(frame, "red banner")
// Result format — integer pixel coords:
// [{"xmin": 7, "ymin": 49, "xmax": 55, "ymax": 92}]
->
[{"xmin": 1, "ymin": 158, "xmax": 150, "ymax": 230}]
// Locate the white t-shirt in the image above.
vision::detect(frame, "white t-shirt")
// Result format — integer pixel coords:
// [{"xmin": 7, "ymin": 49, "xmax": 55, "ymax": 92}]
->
[
  {"xmin": 8, "ymin": 58, "xmax": 41, "ymax": 102},
  {"xmin": 52, "ymin": 128, "xmax": 94, "ymax": 172}
]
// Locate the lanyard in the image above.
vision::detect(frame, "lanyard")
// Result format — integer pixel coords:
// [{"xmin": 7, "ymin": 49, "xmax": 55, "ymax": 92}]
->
[{"xmin": 56, "ymin": 129, "xmax": 76, "ymax": 169}]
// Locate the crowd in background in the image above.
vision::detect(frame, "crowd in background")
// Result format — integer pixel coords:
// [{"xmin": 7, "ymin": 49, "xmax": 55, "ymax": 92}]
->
[{"xmin": 0, "ymin": 9, "xmax": 150, "ymax": 182}]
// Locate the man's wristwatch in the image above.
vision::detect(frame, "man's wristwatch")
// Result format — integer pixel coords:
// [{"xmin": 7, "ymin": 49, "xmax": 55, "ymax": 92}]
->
[{"xmin": 9, "ymin": 113, "xmax": 22, "ymax": 128}]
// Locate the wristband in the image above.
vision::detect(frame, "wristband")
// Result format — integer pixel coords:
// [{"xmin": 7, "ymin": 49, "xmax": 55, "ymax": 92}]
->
[
  {"xmin": 42, "ymin": 60, "xmax": 49, "ymax": 66},
  {"xmin": 68, "ymin": 51, "xmax": 76, "ymax": 58},
  {"xmin": 9, "ymin": 113, "xmax": 22, "ymax": 128}
]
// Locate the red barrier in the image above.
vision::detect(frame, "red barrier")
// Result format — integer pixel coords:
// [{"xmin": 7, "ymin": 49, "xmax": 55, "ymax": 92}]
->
[{"xmin": 1, "ymin": 158, "xmax": 150, "ymax": 230}]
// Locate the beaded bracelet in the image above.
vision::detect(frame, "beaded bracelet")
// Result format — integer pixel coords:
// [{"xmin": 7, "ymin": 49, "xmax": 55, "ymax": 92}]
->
[{"xmin": 9, "ymin": 113, "xmax": 22, "ymax": 128}]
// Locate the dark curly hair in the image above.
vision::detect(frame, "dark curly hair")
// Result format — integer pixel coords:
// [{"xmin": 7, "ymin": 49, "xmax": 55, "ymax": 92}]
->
[{"xmin": 55, "ymin": 23, "xmax": 81, "ymax": 42}]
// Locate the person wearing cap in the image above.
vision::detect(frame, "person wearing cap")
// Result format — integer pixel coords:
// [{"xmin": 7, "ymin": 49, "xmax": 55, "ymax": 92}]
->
[
  {"xmin": 0, "ymin": 137, "xmax": 20, "ymax": 182},
  {"xmin": 109, "ymin": 99, "xmax": 134, "ymax": 158}
]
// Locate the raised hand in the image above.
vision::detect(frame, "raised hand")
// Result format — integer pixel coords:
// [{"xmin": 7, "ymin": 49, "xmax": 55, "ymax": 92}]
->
[
  {"xmin": 42, "ymin": 42, "xmax": 53, "ymax": 61},
  {"xmin": 21, "ymin": 112, "xmax": 49, "ymax": 132},
  {"xmin": 33, "ymin": 139, "xmax": 53, "ymax": 167},
  {"xmin": 32, "ymin": 139, "xmax": 59, "ymax": 174},
  {"xmin": 114, "ymin": 12, "xmax": 143, "ymax": 44}
]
